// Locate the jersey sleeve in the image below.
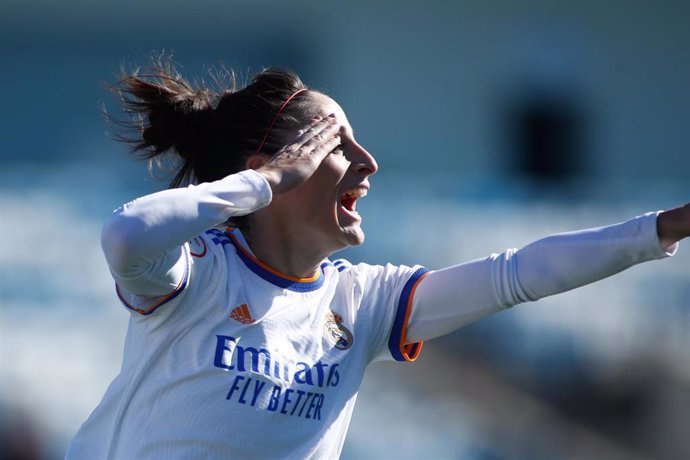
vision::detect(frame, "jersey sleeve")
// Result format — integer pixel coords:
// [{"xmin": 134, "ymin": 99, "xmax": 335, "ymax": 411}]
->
[
  {"xmin": 113, "ymin": 231, "xmax": 231, "ymax": 317},
  {"xmin": 103, "ymin": 170, "xmax": 271, "ymax": 316},
  {"xmin": 346, "ymin": 262, "xmax": 430, "ymax": 363},
  {"xmin": 405, "ymin": 211, "xmax": 677, "ymax": 342},
  {"xmin": 114, "ymin": 243, "xmax": 192, "ymax": 316}
]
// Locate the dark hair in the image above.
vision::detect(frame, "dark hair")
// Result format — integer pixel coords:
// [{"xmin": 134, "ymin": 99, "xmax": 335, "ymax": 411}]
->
[{"xmin": 111, "ymin": 57, "xmax": 317, "ymax": 188}]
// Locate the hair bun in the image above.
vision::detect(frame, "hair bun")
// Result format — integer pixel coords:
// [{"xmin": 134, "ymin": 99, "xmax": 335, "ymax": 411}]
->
[
  {"xmin": 142, "ymin": 99, "xmax": 212, "ymax": 160},
  {"xmin": 112, "ymin": 66, "xmax": 219, "ymax": 186},
  {"xmin": 111, "ymin": 57, "xmax": 309, "ymax": 188}
]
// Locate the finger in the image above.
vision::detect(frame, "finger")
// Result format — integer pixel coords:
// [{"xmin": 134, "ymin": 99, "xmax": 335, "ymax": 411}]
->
[
  {"xmin": 308, "ymin": 118, "xmax": 340, "ymax": 140},
  {"xmin": 300, "ymin": 124, "xmax": 340, "ymax": 152},
  {"xmin": 311, "ymin": 135, "xmax": 341, "ymax": 163},
  {"xmin": 295, "ymin": 115, "xmax": 338, "ymax": 141},
  {"xmin": 286, "ymin": 117, "xmax": 319, "ymax": 140}
]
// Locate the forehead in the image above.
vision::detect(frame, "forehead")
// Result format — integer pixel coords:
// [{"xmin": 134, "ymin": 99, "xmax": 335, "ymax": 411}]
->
[{"xmin": 310, "ymin": 93, "xmax": 352, "ymax": 132}]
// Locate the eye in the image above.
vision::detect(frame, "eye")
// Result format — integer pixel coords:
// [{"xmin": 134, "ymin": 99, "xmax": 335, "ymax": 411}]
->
[{"xmin": 330, "ymin": 143, "xmax": 345, "ymax": 155}]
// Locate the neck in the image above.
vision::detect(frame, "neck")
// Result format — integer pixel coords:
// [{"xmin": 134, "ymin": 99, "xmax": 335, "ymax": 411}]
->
[{"xmin": 242, "ymin": 222, "xmax": 331, "ymax": 280}]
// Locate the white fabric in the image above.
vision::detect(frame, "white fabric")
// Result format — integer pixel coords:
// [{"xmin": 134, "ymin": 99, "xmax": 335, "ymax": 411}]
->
[
  {"xmin": 101, "ymin": 169, "xmax": 272, "ymax": 296},
  {"xmin": 407, "ymin": 212, "xmax": 676, "ymax": 342},
  {"xmin": 67, "ymin": 228, "xmax": 424, "ymax": 459},
  {"xmin": 68, "ymin": 169, "xmax": 677, "ymax": 458}
]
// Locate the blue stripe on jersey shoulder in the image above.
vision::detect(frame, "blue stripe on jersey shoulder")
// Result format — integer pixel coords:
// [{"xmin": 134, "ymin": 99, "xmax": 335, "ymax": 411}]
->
[
  {"xmin": 206, "ymin": 228, "xmax": 232, "ymax": 246},
  {"xmin": 333, "ymin": 259, "xmax": 352, "ymax": 272}
]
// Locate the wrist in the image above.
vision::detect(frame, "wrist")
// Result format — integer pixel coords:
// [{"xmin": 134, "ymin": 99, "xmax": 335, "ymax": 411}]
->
[
  {"xmin": 255, "ymin": 167, "xmax": 281, "ymax": 194},
  {"xmin": 657, "ymin": 204, "xmax": 690, "ymax": 247}
]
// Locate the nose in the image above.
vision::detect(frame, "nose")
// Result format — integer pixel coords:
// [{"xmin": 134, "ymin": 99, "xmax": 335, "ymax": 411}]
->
[{"xmin": 350, "ymin": 142, "xmax": 379, "ymax": 176}]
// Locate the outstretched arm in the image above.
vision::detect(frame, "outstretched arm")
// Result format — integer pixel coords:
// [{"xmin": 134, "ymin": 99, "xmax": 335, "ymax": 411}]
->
[{"xmin": 406, "ymin": 208, "xmax": 687, "ymax": 343}]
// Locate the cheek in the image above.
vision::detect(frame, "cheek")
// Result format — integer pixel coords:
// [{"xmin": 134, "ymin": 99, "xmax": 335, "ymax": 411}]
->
[
  {"xmin": 323, "ymin": 156, "xmax": 349, "ymax": 181},
  {"xmin": 296, "ymin": 177, "xmax": 335, "ymax": 212},
  {"xmin": 297, "ymin": 156, "xmax": 348, "ymax": 213},
  {"xmin": 309, "ymin": 158, "xmax": 347, "ymax": 189}
]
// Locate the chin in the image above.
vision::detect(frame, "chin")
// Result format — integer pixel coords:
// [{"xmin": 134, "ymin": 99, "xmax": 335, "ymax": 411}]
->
[{"xmin": 341, "ymin": 226, "xmax": 366, "ymax": 247}]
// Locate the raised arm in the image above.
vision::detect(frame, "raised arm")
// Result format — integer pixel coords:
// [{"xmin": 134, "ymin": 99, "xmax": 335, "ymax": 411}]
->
[
  {"xmin": 406, "ymin": 208, "xmax": 688, "ymax": 343},
  {"xmin": 102, "ymin": 116, "xmax": 341, "ymax": 297},
  {"xmin": 101, "ymin": 170, "xmax": 273, "ymax": 296}
]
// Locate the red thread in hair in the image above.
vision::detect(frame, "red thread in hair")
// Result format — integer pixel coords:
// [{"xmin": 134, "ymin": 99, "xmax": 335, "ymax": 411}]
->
[{"xmin": 255, "ymin": 88, "xmax": 308, "ymax": 155}]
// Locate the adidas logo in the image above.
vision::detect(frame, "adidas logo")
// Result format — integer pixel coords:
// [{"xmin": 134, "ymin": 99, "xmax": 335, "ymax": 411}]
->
[{"xmin": 230, "ymin": 304, "xmax": 255, "ymax": 324}]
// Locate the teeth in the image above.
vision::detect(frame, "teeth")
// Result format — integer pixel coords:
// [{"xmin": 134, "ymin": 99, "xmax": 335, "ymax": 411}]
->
[{"xmin": 341, "ymin": 187, "xmax": 368, "ymax": 199}]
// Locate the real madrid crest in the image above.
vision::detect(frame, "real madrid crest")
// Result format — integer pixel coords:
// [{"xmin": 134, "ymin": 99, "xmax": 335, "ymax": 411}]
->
[{"xmin": 323, "ymin": 310, "xmax": 353, "ymax": 351}]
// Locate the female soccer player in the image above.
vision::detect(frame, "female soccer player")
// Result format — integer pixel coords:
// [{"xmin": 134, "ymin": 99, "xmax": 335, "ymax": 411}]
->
[{"xmin": 67, "ymin": 61, "xmax": 689, "ymax": 459}]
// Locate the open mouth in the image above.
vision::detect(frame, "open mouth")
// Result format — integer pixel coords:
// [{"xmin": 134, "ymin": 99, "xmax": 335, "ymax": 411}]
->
[{"xmin": 339, "ymin": 186, "xmax": 368, "ymax": 215}]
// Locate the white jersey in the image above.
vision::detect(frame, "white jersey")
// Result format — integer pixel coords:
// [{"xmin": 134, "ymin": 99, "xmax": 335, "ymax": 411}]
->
[
  {"xmin": 67, "ymin": 169, "xmax": 676, "ymax": 459},
  {"xmin": 67, "ymin": 227, "xmax": 427, "ymax": 459}
]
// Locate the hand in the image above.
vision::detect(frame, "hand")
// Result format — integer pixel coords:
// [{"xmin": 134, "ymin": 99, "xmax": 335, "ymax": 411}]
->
[
  {"xmin": 657, "ymin": 203, "xmax": 690, "ymax": 248},
  {"xmin": 256, "ymin": 115, "xmax": 341, "ymax": 195}
]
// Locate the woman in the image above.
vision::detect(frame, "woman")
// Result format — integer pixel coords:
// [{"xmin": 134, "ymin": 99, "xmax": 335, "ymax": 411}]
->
[{"xmin": 67, "ymin": 61, "xmax": 688, "ymax": 459}]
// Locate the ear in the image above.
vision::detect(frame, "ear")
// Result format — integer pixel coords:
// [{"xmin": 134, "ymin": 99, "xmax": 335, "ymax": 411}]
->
[{"xmin": 245, "ymin": 153, "xmax": 270, "ymax": 171}]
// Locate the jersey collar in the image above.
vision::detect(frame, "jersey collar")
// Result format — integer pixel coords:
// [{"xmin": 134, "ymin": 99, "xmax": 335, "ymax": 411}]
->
[{"xmin": 226, "ymin": 228, "xmax": 327, "ymax": 292}]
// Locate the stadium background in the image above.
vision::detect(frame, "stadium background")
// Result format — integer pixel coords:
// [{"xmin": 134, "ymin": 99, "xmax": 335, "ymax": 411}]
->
[{"xmin": 1, "ymin": 1, "xmax": 688, "ymax": 458}]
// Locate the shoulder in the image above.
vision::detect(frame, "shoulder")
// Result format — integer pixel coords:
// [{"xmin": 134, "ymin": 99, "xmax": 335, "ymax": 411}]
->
[
  {"xmin": 190, "ymin": 228, "xmax": 243, "ymax": 264},
  {"xmin": 183, "ymin": 229, "xmax": 235, "ymax": 276},
  {"xmin": 203, "ymin": 228, "xmax": 234, "ymax": 249},
  {"xmin": 331, "ymin": 259, "xmax": 427, "ymax": 288}
]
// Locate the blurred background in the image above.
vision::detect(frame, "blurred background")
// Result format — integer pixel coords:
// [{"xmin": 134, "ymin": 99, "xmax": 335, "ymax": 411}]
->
[{"xmin": 1, "ymin": 1, "xmax": 689, "ymax": 458}]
